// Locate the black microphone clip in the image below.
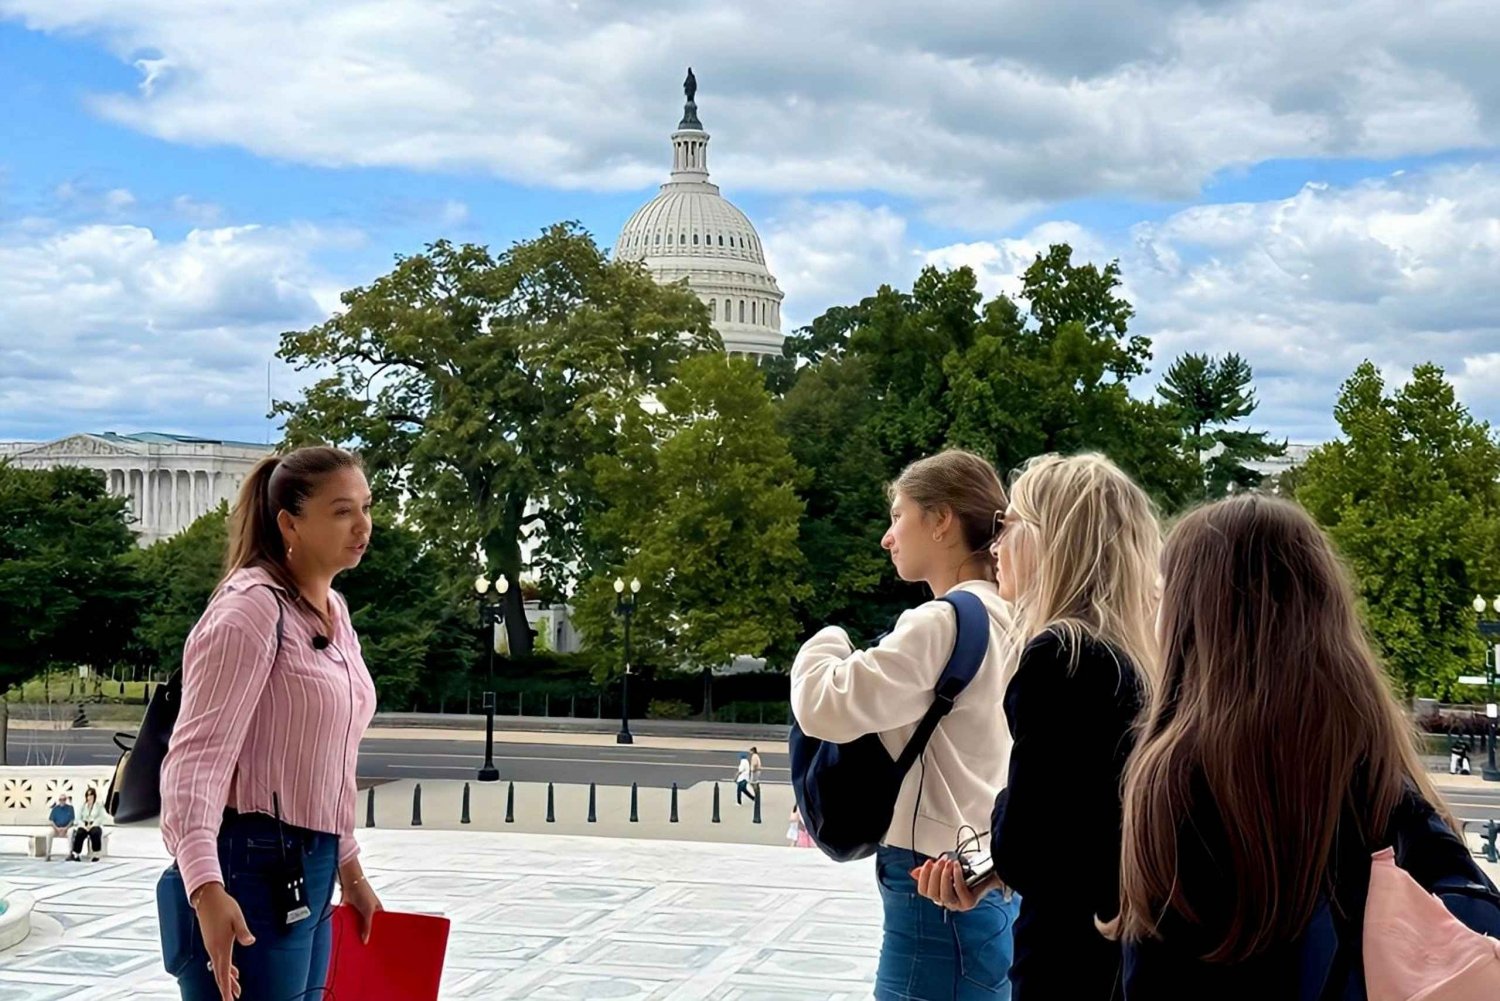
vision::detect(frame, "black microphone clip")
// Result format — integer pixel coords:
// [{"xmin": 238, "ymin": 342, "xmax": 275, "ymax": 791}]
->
[{"xmin": 311, "ymin": 635, "xmax": 330, "ymax": 650}]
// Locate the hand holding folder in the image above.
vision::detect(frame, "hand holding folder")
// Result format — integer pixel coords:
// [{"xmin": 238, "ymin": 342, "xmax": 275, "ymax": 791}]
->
[{"xmin": 328, "ymin": 904, "xmax": 450, "ymax": 1001}]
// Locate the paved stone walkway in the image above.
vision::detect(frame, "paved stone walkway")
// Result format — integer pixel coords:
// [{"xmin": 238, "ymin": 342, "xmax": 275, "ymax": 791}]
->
[{"xmin": 0, "ymin": 828, "xmax": 880, "ymax": 1000}]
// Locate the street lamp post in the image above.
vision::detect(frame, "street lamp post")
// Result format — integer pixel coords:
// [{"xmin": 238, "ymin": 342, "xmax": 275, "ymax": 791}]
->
[
  {"xmin": 614, "ymin": 576, "xmax": 642, "ymax": 745},
  {"xmin": 1473, "ymin": 594, "xmax": 1500, "ymax": 782},
  {"xmin": 473, "ymin": 573, "xmax": 509, "ymax": 782}
]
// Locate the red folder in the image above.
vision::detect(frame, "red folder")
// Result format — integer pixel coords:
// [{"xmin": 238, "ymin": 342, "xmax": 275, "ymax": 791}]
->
[{"xmin": 327, "ymin": 905, "xmax": 451, "ymax": 1001}]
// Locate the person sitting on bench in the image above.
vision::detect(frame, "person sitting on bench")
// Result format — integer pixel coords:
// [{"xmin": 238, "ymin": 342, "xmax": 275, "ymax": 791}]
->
[
  {"xmin": 68, "ymin": 788, "xmax": 106, "ymax": 861},
  {"xmin": 48, "ymin": 793, "xmax": 75, "ymax": 843}
]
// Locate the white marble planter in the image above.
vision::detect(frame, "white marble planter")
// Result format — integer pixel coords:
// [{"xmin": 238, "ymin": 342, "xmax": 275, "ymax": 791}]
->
[{"xmin": 0, "ymin": 883, "xmax": 36, "ymax": 952}]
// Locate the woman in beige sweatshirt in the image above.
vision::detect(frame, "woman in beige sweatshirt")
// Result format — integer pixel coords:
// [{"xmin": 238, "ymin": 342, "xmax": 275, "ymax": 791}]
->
[{"xmin": 792, "ymin": 449, "xmax": 1024, "ymax": 1000}]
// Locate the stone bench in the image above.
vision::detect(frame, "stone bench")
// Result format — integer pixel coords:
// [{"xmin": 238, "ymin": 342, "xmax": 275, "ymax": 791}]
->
[
  {"xmin": 0, "ymin": 825, "xmax": 112, "ymax": 861},
  {"xmin": 0, "ymin": 768, "xmax": 116, "ymax": 860}
]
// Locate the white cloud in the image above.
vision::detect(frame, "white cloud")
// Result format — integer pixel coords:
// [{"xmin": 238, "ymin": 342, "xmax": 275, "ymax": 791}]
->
[
  {"xmin": 171, "ymin": 194, "xmax": 222, "ymax": 225},
  {"xmin": 3, "ymin": 0, "xmax": 1499, "ymax": 221},
  {"xmin": 0, "ymin": 220, "xmax": 344, "ymax": 440},
  {"xmin": 439, "ymin": 199, "xmax": 468, "ymax": 226},
  {"xmin": 760, "ymin": 201, "xmax": 913, "ymax": 328},
  {"xmin": 920, "ymin": 165, "xmax": 1500, "ymax": 441},
  {"xmin": 104, "ymin": 187, "xmax": 136, "ymax": 211}
]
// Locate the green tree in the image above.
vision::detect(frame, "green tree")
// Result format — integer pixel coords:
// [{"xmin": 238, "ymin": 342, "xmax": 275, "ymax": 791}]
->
[
  {"xmin": 943, "ymin": 247, "xmax": 1197, "ymax": 507},
  {"xmin": 275, "ymin": 224, "xmax": 717, "ymax": 656},
  {"xmin": 337, "ymin": 514, "xmax": 478, "ymax": 709},
  {"xmin": 1159, "ymin": 352, "xmax": 1284, "ymax": 496},
  {"xmin": 1297, "ymin": 362, "xmax": 1500, "ymax": 699},
  {"xmin": 0, "ymin": 464, "xmax": 139, "ymax": 692},
  {"xmin": 776, "ymin": 354, "xmax": 914, "ymax": 642},
  {"xmin": 124, "ymin": 503, "xmax": 229, "ymax": 679},
  {"xmin": 574, "ymin": 355, "xmax": 809, "ymax": 674},
  {"xmin": 773, "ymin": 244, "xmax": 1197, "ymax": 642}
]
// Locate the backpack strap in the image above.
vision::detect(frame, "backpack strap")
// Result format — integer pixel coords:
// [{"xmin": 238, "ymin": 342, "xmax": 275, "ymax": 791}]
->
[{"xmin": 893, "ymin": 589, "xmax": 990, "ymax": 775}]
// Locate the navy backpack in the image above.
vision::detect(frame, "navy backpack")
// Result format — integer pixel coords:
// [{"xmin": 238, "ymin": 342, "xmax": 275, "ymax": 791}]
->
[{"xmin": 789, "ymin": 589, "xmax": 990, "ymax": 863}]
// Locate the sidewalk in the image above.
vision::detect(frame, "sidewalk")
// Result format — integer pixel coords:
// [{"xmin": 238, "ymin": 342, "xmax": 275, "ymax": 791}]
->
[{"xmin": 0, "ymin": 827, "xmax": 877, "ymax": 1000}]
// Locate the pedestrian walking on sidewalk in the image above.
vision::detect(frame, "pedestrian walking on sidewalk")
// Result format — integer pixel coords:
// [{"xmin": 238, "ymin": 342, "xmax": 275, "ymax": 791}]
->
[
  {"xmin": 749, "ymin": 746, "xmax": 764, "ymax": 785},
  {"xmin": 787, "ymin": 805, "xmax": 814, "ymax": 848},
  {"xmin": 156, "ymin": 447, "xmax": 384, "ymax": 1001},
  {"xmin": 793, "ymin": 449, "xmax": 1025, "ymax": 1000},
  {"xmin": 1450, "ymin": 735, "xmax": 1472, "ymax": 775},
  {"xmin": 736, "ymin": 753, "xmax": 758, "ymax": 804}
]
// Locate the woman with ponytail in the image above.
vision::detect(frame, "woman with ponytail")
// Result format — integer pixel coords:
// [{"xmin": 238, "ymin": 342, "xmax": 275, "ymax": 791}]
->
[{"xmin": 156, "ymin": 446, "xmax": 381, "ymax": 1001}]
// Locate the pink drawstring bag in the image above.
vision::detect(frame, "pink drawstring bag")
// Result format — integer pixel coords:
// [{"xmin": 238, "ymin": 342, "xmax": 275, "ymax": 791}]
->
[{"xmin": 1363, "ymin": 847, "xmax": 1500, "ymax": 1001}]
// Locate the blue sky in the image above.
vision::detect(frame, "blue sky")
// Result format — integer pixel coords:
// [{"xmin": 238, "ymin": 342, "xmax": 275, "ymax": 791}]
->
[{"xmin": 3, "ymin": 0, "xmax": 1499, "ymax": 446}]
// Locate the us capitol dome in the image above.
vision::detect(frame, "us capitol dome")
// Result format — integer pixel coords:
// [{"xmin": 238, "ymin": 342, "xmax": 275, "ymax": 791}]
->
[{"xmin": 614, "ymin": 69, "xmax": 786, "ymax": 360}]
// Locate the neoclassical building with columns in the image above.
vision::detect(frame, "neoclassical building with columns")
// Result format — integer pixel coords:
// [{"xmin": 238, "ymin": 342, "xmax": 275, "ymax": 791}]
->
[{"xmin": 0, "ymin": 431, "xmax": 270, "ymax": 545}]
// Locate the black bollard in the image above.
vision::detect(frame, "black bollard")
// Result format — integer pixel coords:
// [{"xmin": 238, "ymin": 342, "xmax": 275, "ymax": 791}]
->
[
  {"xmin": 505, "ymin": 781, "xmax": 515, "ymax": 824},
  {"xmin": 711, "ymin": 782, "xmax": 721, "ymax": 824},
  {"xmin": 365, "ymin": 786, "xmax": 376, "ymax": 828},
  {"xmin": 752, "ymin": 787, "xmax": 762, "ymax": 825},
  {"xmin": 629, "ymin": 781, "xmax": 639, "ymax": 823},
  {"xmin": 546, "ymin": 782, "xmax": 556, "ymax": 823},
  {"xmin": 461, "ymin": 782, "xmax": 471, "ymax": 825},
  {"xmin": 587, "ymin": 783, "xmax": 597, "ymax": 823},
  {"xmin": 412, "ymin": 783, "xmax": 423, "ymax": 826},
  {"xmin": 670, "ymin": 782, "xmax": 679, "ymax": 823}
]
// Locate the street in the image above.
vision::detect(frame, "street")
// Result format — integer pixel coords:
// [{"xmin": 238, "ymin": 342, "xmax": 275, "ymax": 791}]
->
[
  {"xmin": 4, "ymin": 728, "xmax": 790, "ymax": 789},
  {"xmin": 10, "ymin": 728, "xmax": 1500, "ymax": 833}
]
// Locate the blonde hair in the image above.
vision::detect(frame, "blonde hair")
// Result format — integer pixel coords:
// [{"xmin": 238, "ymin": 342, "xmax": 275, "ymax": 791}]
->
[
  {"xmin": 891, "ymin": 449, "xmax": 1008, "ymax": 583},
  {"xmin": 1007, "ymin": 453, "xmax": 1161, "ymax": 685}
]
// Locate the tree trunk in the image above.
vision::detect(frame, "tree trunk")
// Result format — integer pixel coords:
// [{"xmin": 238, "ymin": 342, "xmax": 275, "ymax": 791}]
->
[{"xmin": 486, "ymin": 494, "xmax": 534, "ymax": 658}]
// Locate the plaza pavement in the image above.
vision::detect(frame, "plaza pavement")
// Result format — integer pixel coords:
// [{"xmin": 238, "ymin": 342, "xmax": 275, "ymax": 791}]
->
[{"xmin": 0, "ymin": 826, "xmax": 878, "ymax": 1000}]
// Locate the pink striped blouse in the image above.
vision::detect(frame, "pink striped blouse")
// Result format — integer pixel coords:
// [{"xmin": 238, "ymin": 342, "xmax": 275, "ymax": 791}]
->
[{"xmin": 161, "ymin": 566, "xmax": 377, "ymax": 899}]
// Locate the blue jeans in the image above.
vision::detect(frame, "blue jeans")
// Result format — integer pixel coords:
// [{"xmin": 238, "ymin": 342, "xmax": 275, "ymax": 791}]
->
[
  {"xmin": 875, "ymin": 846, "xmax": 1020, "ymax": 1001},
  {"xmin": 157, "ymin": 811, "xmax": 339, "ymax": 1001}
]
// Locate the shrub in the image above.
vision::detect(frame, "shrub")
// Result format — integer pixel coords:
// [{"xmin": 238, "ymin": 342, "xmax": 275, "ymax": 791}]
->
[{"xmin": 647, "ymin": 699, "xmax": 693, "ymax": 720}]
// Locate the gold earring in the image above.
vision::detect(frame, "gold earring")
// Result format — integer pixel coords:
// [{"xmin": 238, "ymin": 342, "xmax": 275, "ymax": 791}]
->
[{"xmin": 287, "ymin": 545, "xmax": 294, "ymax": 559}]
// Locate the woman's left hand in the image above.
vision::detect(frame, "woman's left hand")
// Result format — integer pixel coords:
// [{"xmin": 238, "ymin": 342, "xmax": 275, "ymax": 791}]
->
[
  {"xmin": 911, "ymin": 858, "xmax": 997, "ymax": 912},
  {"xmin": 340, "ymin": 871, "xmax": 384, "ymax": 944}
]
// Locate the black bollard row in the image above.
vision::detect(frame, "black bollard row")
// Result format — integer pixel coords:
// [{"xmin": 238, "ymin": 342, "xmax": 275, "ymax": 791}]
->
[
  {"xmin": 505, "ymin": 781, "xmax": 515, "ymax": 824},
  {"xmin": 412, "ymin": 783, "xmax": 423, "ymax": 827},
  {"xmin": 670, "ymin": 782, "xmax": 679, "ymax": 823},
  {"xmin": 587, "ymin": 782, "xmax": 597, "ymax": 824},
  {"xmin": 712, "ymin": 782, "xmax": 721, "ymax": 824},
  {"xmin": 461, "ymin": 782, "xmax": 471, "ymax": 825},
  {"xmin": 546, "ymin": 782, "xmax": 556, "ymax": 823},
  {"xmin": 629, "ymin": 781, "xmax": 639, "ymax": 823}
]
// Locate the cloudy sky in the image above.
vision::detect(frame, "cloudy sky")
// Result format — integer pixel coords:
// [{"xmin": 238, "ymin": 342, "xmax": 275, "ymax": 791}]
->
[{"xmin": 2, "ymin": 0, "xmax": 1498, "ymax": 445}]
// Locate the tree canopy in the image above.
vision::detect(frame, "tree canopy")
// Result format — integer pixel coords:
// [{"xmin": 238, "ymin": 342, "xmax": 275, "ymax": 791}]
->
[
  {"xmin": 275, "ymin": 224, "xmax": 717, "ymax": 655},
  {"xmin": 1297, "ymin": 362, "xmax": 1500, "ymax": 699}
]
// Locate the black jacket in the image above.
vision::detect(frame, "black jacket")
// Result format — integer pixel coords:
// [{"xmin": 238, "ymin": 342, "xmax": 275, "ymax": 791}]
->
[
  {"xmin": 990, "ymin": 629, "xmax": 1143, "ymax": 1001},
  {"xmin": 1121, "ymin": 781, "xmax": 1500, "ymax": 1000}
]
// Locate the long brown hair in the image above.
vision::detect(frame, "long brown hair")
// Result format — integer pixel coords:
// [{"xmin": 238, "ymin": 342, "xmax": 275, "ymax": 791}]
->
[
  {"xmin": 1115, "ymin": 494, "xmax": 1450, "ymax": 961},
  {"xmin": 890, "ymin": 449, "xmax": 1008, "ymax": 582},
  {"xmin": 222, "ymin": 446, "xmax": 362, "ymax": 628}
]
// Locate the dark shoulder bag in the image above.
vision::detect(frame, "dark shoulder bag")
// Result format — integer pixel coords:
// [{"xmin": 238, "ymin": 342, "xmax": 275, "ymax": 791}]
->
[
  {"xmin": 107, "ymin": 590, "xmax": 285, "ymax": 824},
  {"xmin": 789, "ymin": 589, "xmax": 990, "ymax": 862}
]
